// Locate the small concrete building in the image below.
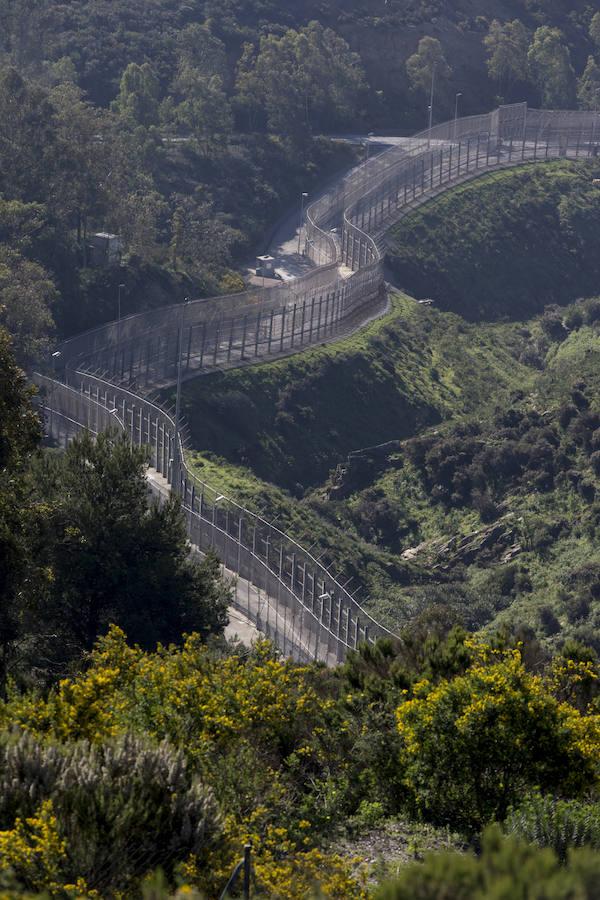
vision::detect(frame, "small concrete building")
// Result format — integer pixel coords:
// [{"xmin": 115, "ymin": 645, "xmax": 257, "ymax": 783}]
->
[
  {"xmin": 90, "ymin": 232, "xmax": 122, "ymax": 267},
  {"xmin": 256, "ymin": 255, "xmax": 275, "ymax": 278}
]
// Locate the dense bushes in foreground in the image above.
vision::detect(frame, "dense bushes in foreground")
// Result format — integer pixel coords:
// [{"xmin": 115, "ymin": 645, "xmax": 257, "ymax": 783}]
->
[
  {"xmin": 375, "ymin": 826, "xmax": 600, "ymax": 900},
  {"xmin": 1, "ymin": 628, "xmax": 600, "ymax": 896}
]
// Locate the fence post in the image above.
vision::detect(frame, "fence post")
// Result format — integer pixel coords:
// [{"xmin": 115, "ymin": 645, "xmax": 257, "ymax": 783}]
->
[
  {"xmin": 290, "ymin": 303, "xmax": 297, "ymax": 348},
  {"xmin": 227, "ymin": 320, "xmax": 234, "ymax": 362},
  {"xmin": 254, "ymin": 311, "xmax": 262, "ymax": 357},
  {"xmin": 240, "ymin": 315, "xmax": 248, "ymax": 359},
  {"xmin": 244, "ymin": 844, "xmax": 251, "ymax": 900},
  {"xmin": 267, "ymin": 309, "xmax": 275, "ymax": 353},
  {"xmin": 300, "ymin": 299, "xmax": 307, "ymax": 345},
  {"xmin": 212, "ymin": 320, "xmax": 221, "ymax": 366}
]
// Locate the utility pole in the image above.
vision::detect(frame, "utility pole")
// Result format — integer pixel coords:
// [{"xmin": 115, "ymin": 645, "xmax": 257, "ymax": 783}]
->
[
  {"xmin": 173, "ymin": 297, "xmax": 188, "ymax": 495},
  {"xmin": 297, "ymin": 192, "xmax": 308, "ymax": 255}
]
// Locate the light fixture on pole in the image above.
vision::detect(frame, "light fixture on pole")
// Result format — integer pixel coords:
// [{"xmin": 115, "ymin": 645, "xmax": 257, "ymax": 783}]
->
[
  {"xmin": 428, "ymin": 61, "xmax": 437, "ymax": 145},
  {"xmin": 297, "ymin": 192, "xmax": 308, "ymax": 255},
  {"xmin": 173, "ymin": 297, "xmax": 189, "ymax": 494},
  {"xmin": 117, "ymin": 283, "xmax": 125, "ymax": 344},
  {"xmin": 454, "ymin": 92, "xmax": 463, "ymax": 140},
  {"xmin": 366, "ymin": 131, "xmax": 375, "ymax": 162}
]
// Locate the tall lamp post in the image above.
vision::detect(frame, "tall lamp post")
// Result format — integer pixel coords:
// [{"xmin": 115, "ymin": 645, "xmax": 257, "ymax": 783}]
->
[
  {"xmin": 366, "ymin": 131, "xmax": 375, "ymax": 163},
  {"xmin": 454, "ymin": 92, "xmax": 463, "ymax": 140},
  {"xmin": 173, "ymin": 297, "xmax": 189, "ymax": 495},
  {"xmin": 297, "ymin": 192, "xmax": 308, "ymax": 255},
  {"xmin": 427, "ymin": 61, "xmax": 437, "ymax": 143},
  {"xmin": 117, "ymin": 283, "xmax": 125, "ymax": 343}
]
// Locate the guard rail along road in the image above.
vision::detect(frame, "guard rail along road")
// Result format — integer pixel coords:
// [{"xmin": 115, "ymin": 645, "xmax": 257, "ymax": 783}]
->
[{"xmin": 36, "ymin": 102, "xmax": 600, "ymax": 665}]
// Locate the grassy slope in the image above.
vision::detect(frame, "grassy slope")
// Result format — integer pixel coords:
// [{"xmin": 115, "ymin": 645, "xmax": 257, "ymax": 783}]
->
[
  {"xmin": 180, "ymin": 293, "xmax": 534, "ymax": 492},
  {"xmin": 178, "ymin": 162, "xmax": 600, "ymax": 648},
  {"xmin": 387, "ymin": 160, "xmax": 600, "ymax": 320},
  {"xmin": 175, "ymin": 292, "xmax": 538, "ymax": 629}
]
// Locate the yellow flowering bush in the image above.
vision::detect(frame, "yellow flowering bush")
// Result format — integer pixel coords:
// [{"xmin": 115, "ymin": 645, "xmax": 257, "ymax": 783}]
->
[
  {"xmin": 396, "ymin": 642, "xmax": 600, "ymax": 831},
  {"xmin": 0, "ymin": 801, "xmax": 65, "ymax": 892},
  {"xmin": 549, "ymin": 653, "xmax": 600, "ymax": 713},
  {"xmin": 0, "ymin": 800, "xmax": 96, "ymax": 896},
  {"xmin": 182, "ymin": 814, "xmax": 367, "ymax": 899},
  {"xmin": 2, "ymin": 627, "xmax": 329, "ymax": 763},
  {"xmin": 0, "ymin": 628, "xmax": 357, "ymax": 894}
]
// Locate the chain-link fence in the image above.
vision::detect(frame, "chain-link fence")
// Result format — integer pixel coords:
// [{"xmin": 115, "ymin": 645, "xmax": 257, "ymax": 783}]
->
[
  {"xmin": 35, "ymin": 372, "xmax": 398, "ymax": 665},
  {"xmin": 342, "ymin": 103, "xmax": 600, "ymax": 270},
  {"xmin": 40, "ymin": 102, "xmax": 597, "ymax": 663}
]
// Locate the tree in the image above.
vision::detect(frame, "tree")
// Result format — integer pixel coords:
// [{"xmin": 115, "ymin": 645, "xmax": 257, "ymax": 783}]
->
[
  {"xmin": 0, "ymin": 327, "xmax": 40, "ymax": 689},
  {"xmin": 406, "ymin": 37, "xmax": 452, "ymax": 103},
  {"xmin": 0, "ymin": 68, "xmax": 59, "ymax": 204},
  {"xmin": 396, "ymin": 644, "xmax": 600, "ymax": 831},
  {"xmin": 590, "ymin": 11, "xmax": 600, "ymax": 48},
  {"xmin": 113, "ymin": 62, "xmax": 160, "ymax": 128},
  {"xmin": 235, "ymin": 22, "xmax": 367, "ymax": 137},
  {"xmin": 105, "ymin": 174, "xmax": 167, "ymax": 264},
  {"xmin": 578, "ymin": 55, "xmax": 600, "ymax": 110},
  {"xmin": 49, "ymin": 82, "xmax": 106, "ymax": 244},
  {"xmin": 171, "ymin": 67, "xmax": 232, "ymax": 152},
  {"xmin": 176, "ymin": 24, "xmax": 227, "ymax": 80},
  {"xmin": 484, "ymin": 19, "xmax": 529, "ymax": 94},
  {"xmin": 169, "ymin": 193, "xmax": 241, "ymax": 279},
  {"xmin": 0, "ymin": 248, "xmax": 56, "ymax": 366},
  {"xmin": 25, "ymin": 430, "xmax": 229, "ymax": 676},
  {"xmin": 528, "ymin": 27, "xmax": 576, "ymax": 108}
]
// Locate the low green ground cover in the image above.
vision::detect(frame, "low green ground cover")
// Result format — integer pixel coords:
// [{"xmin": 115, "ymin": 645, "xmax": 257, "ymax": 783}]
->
[
  {"xmin": 179, "ymin": 293, "xmax": 534, "ymax": 492},
  {"xmin": 387, "ymin": 160, "xmax": 600, "ymax": 320}
]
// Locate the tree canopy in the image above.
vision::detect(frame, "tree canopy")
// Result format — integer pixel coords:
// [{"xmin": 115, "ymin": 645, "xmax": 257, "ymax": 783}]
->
[
  {"xmin": 484, "ymin": 19, "xmax": 529, "ymax": 94},
  {"xmin": 23, "ymin": 430, "xmax": 229, "ymax": 677},
  {"xmin": 527, "ymin": 27, "xmax": 576, "ymax": 109}
]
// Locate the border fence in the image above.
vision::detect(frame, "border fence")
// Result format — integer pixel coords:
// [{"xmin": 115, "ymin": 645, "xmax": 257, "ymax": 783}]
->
[{"xmin": 37, "ymin": 103, "xmax": 600, "ymax": 663}]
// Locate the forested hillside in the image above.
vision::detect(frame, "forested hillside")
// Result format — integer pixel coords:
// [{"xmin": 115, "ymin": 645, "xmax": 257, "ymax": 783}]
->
[
  {"xmin": 4, "ymin": 1, "xmax": 600, "ymax": 896},
  {"xmin": 1, "ymin": 0, "xmax": 600, "ymax": 368}
]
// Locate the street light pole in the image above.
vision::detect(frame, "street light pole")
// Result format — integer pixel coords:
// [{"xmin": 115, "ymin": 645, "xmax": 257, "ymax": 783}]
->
[
  {"xmin": 117, "ymin": 283, "xmax": 125, "ymax": 343},
  {"xmin": 454, "ymin": 92, "xmax": 462, "ymax": 141},
  {"xmin": 366, "ymin": 131, "xmax": 375, "ymax": 163},
  {"xmin": 428, "ymin": 61, "xmax": 436, "ymax": 139},
  {"xmin": 297, "ymin": 192, "xmax": 308, "ymax": 255},
  {"xmin": 173, "ymin": 297, "xmax": 188, "ymax": 495}
]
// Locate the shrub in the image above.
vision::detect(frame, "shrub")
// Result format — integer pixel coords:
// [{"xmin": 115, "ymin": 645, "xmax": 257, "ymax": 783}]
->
[
  {"xmin": 506, "ymin": 795, "xmax": 600, "ymax": 862},
  {"xmin": 584, "ymin": 298, "xmax": 600, "ymax": 324},
  {"xmin": 375, "ymin": 825, "xmax": 600, "ymax": 899},
  {"xmin": 395, "ymin": 643, "xmax": 600, "ymax": 832},
  {"xmin": 559, "ymin": 403, "xmax": 579, "ymax": 428},
  {"xmin": 540, "ymin": 307, "xmax": 568, "ymax": 342},
  {"xmin": 0, "ymin": 732, "xmax": 220, "ymax": 893},
  {"xmin": 539, "ymin": 605, "xmax": 561, "ymax": 636}
]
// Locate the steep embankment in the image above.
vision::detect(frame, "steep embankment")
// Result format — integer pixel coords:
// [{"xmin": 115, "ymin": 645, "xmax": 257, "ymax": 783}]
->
[
  {"xmin": 387, "ymin": 160, "xmax": 600, "ymax": 320},
  {"xmin": 176, "ymin": 291, "xmax": 539, "ymax": 630},
  {"xmin": 181, "ymin": 293, "xmax": 533, "ymax": 493}
]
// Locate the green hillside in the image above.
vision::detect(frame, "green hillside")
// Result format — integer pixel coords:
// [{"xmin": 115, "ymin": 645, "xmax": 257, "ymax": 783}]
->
[
  {"xmin": 178, "ymin": 161, "xmax": 600, "ymax": 649},
  {"xmin": 387, "ymin": 160, "xmax": 600, "ymax": 320}
]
